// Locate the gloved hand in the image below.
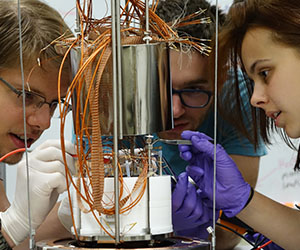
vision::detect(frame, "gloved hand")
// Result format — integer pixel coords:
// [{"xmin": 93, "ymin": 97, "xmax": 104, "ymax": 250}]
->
[
  {"xmin": 245, "ymin": 232, "xmax": 284, "ymax": 250},
  {"xmin": 0, "ymin": 139, "xmax": 76, "ymax": 246},
  {"xmin": 176, "ymin": 223, "xmax": 213, "ymax": 240},
  {"xmin": 172, "ymin": 172, "xmax": 217, "ymax": 232},
  {"xmin": 179, "ymin": 131, "xmax": 251, "ymax": 217}
]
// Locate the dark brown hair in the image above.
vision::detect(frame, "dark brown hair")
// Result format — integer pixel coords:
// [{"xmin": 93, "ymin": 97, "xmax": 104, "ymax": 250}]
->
[
  {"xmin": 155, "ymin": 0, "xmax": 226, "ymax": 47},
  {"xmin": 217, "ymin": 0, "xmax": 300, "ymax": 169}
]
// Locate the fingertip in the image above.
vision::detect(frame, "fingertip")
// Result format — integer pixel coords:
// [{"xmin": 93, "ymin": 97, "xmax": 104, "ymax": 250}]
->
[
  {"xmin": 186, "ymin": 165, "xmax": 204, "ymax": 177},
  {"xmin": 181, "ymin": 130, "xmax": 190, "ymax": 139},
  {"xmin": 178, "ymin": 144, "xmax": 190, "ymax": 152},
  {"xmin": 177, "ymin": 172, "xmax": 188, "ymax": 183},
  {"xmin": 181, "ymin": 130, "xmax": 198, "ymax": 140},
  {"xmin": 180, "ymin": 151, "xmax": 192, "ymax": 161},
  {"xmin": 57, "ymin": 184, "xmax": 68, "ymax": 194}
]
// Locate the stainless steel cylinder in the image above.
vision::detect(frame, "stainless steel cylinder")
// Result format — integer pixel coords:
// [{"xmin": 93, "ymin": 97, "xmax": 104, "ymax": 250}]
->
[
  {"xmin": 70, "ymin": 42, "xmax": 173, "ymax": 136},
  {"xmin": 120, "ymin": 42, "xmax": 173, "ymax": 135}
]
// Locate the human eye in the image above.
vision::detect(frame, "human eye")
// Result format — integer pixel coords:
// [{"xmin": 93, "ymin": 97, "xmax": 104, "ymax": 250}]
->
[
  {"xmin": 17, "ymin": 91, "xmax": 33, "ymax": 101},
  {"xmin": 258, "ymin": 69, "xmax": 269, "ymax": 81},
  {"xmin": 190, "ymin": 83, "xmax": 207, "ymax": 90},
  {"xmin": 183, "ymin": 86, "xmax": 203, "ymax": 92},
  {"xmin": 19, "ymin": 91, "xmax": 40, "ymax": 107},
  {"xmin": 24, "ymin": 91, "xmax": 36, "ymax": 104}
]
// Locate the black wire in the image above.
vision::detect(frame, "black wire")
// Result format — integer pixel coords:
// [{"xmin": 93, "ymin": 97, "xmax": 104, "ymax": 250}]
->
[
  {"xmin": 254, "ymin": 234, "xmax": 261, "ymax": 245},
  {"xmin": 253, "ymin": 234, "xmax": 261, "ymax": 247},
  {"xmin": 295, "ymin": 203, "xmax": 300, "ymax": 210},
  {"xmin": 216, "ymin": 222, "xmax": 255, "ymax": 247},
  {"xmin": 217, "ymin": 222, "xmax": 268, "ymax": 250},
  {"xmin": 249, "ymin": 234, "xmax": 267, "ymax": 250}
]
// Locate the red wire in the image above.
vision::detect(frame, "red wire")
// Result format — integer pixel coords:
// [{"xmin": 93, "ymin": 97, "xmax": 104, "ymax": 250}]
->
[
  {"xmin": 0, "ymin": 148, "xmax": 26, "ymax": 162},
  {"xmin": 255, "ymin": 240, "xmax": 272, "ymax": 250}
]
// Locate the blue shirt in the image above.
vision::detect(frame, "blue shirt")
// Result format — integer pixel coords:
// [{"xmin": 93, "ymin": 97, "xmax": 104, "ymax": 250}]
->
[{"xmin": 152, "ymin": 73, "xmax": 267, "ymax": 177}]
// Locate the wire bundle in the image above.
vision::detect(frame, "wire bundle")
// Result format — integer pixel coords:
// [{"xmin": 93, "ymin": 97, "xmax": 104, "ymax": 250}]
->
[{"xmin": 56, "ymin": 0, "xmax": 211, "ymax": 240}]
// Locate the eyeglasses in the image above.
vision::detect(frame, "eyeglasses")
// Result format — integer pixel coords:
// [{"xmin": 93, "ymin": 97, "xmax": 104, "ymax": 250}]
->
[
  {"xmin": 172, "ymin": 88, "xmax": 212, "ymax": 108},
  {"xmin": 0, "ymin": 77, "xmax": 71, "ymax": 116}
]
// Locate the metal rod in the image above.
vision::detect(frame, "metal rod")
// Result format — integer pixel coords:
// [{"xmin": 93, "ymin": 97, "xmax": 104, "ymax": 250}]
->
[
  {"xmin": 158, "ymin": 150, "xmax": 162, "ymax": 176},
  {"xmin": 117, "ymin": 0, "xmax": 123, "ymax": 139},
  {"xmin": 0, "ymin": 163, "xmax": 6, "ymax": 191},
  {"xmin": 111, "ymin": 0, "xmax": 120, "ymax": 243},
  {"xmin": 212, "ymin": 0, "xmax": 219, "ymax": 249},
  {"xmin": 145, "ymin": 135, "xmax": 153, "ymax": 235},
  {"xmin": 17, "ymin": 0, "xmax": 35, "ymax": 248},
  {"xmin": 144, "ymin": 0, "xmax": 151, "ymax": 44},
  {"xmin": 74, "ymin": 0, "xmax": 80, "ymax": 35}
]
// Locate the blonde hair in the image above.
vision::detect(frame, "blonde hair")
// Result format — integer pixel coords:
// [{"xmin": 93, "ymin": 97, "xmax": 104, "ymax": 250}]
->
[{"xmin": 0, "ymin": 0, "xmax": 72, "ymax": 71}]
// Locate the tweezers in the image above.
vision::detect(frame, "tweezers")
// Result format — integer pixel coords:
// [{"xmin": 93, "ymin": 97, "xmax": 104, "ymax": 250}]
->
[{"xmin": 160, "ymin": 139, "xmax": 192, "ymax": 145}]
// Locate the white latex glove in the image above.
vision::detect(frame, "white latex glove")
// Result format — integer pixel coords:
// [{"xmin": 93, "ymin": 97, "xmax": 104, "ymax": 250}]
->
[{"xmin": 0, "ymin": 139, "xmax": 76, "ymax": 245}]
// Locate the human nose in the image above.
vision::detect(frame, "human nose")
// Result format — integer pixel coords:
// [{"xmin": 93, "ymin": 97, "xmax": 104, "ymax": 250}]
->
[
  {"xmin": 172, "ymin": 94, "xmax": 185, "ymax": 118},
  {"xmin": 250, "ymin": 82, "xmax": 268, "ymax": 108},
  {"xmin": 26, "ymin": 105, "xmax": 51, "ymax": 130}
]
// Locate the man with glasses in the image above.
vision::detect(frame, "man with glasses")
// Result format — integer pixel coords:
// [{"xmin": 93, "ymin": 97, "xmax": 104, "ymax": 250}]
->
[
  {"xmin": 0, "ymin": 77, "xmax": 72, "ymax": 118},
  {"xmin": 0, "ymin": 77, "xmax": 70, "ymax": 118},
  {"xmin": 154, "ymin": 0, "xmax": 266, "ymax": 249},
  {"xmin": 0, "ymin": 0, "xmax": 75, "ymax": 249}
]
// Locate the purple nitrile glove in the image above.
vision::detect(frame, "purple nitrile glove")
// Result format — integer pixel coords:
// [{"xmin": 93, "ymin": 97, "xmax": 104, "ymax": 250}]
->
[
  {"xmin": 176, "ymin": 223, "xmax": 212, "ymax": 240},
  {"xmin": 172, "ymin": 172, "xmax": 219, "ymax": 239},
  {"xmin": 172, "ymin": 172, "xmax": 213, "ymax": 231},
  {"xmin": 179, "ymin": 131, "xmax": 251, "ymax": 217},
  {"xmin": 245, "ymin": 233, "xmax": 284, "ymax": 250}
]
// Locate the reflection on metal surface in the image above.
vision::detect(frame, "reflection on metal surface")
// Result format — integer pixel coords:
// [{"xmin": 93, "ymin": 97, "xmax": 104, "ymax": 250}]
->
[
  {"xmin": 35, "ymin": 236, "xmax": 210, "ymax": 250},
  {"xmin": 121, "ymin": 43, "xmax": 172, "ymax": 135},
  {"xmin": 70, "ymin": 42, "xmax": 173, "ymax": 136}
]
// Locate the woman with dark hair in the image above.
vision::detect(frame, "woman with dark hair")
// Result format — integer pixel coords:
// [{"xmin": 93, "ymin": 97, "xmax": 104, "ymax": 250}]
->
[{"xmin": 179, "ymin": 0, "xmax": 300, "ymax": 249}]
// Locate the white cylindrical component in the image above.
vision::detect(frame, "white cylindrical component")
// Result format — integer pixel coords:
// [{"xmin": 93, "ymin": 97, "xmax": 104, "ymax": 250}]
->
[
  {"xmin": 71, "ymin": 175, "xmax": 172, "ymax": 238},
  {"xmin": 101, "ymin": 176, "xmax": 148, "ymax": 236},
  {"xmin": 149, "ymin": 175, "xmax": 172, "ymax": 235},
  {"xmin": 70, "ymin": 179, "xmax": 80, "ymax": 233}
]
